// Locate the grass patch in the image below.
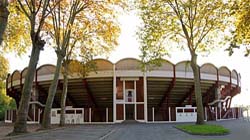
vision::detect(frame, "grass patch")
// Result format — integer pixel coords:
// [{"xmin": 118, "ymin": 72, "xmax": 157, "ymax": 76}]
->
[{"xmin": 176, "ymin": 124, "xmax": 230, "ymax": 135}]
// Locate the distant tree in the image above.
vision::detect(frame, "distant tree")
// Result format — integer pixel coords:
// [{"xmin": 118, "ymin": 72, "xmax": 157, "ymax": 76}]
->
[
  {"xmin": 227, "ymin": 0, "xmax": 250, "ymax": 56},
  {"xmin": 137, "ymin": 0, "xmax": 231, "ymax": 124},
  {"xmin": 0, "ymin": 0, "xmax": 9, "ymax": 45},
  {"xmin": 0, "ymin": 55, "xmax": 16, "ymax": 120},
  {"xmin": 0, "ymin": 55, "xmax": 8, "ymax": 81}
]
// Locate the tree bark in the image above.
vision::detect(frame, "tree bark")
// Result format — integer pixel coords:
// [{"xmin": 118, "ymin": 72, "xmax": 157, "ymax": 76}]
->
[
  {"xmin": 0, "ymin": 0, "xmax": 9, "ymax": 45},
  {"xmin": 190, "ymin": 52, "xmax": 205, "ymax": 125},
  {"xmin": 12, "ymin": 40, "xmax": 44, "ymax": 134},
  {"xmin": 59, "ymin": 61, "xmax": 69, "ymax": 126},
  {"xmin": 42, "ymin": 54, "xmax": 63, "ymax": 129}
]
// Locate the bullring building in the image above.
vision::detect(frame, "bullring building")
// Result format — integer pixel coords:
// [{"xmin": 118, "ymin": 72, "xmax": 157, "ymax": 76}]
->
[{"xmin": 5, "ymin": 58, "xmax": 242, "ymax": 124}]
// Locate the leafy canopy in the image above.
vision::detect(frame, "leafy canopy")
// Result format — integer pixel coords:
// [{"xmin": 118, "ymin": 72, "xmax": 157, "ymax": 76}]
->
[
  {"xmin": 229, "ymin": 0, "xmax": 250, "ymax": 56},
  {"xmin": 1, "ymin": 1, "xmax": 31, "ymax": 55},
  {"xmin": 0, "ymin": 55, "xmax": 16, "ymax": 120},
  {"xmin": 137, "ymin": 0, "xmax": 231, "ymax": 66}
]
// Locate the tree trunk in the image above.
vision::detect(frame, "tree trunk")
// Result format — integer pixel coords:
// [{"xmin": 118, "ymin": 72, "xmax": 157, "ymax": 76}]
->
[
  {"xmin": 0, "ymin": 0, "xmax": 9, "ymax": 45},
  {"xmin": 42, "ymin": 54, "xmax": 63, "ymax": 129},
  {"xmin": 12, "ymin": 41, "xmax": 44, "ymax": 134},
  {"xmin": 59, "ymin": 61, "xmax": 69, "ymax": 126},
  {"xmin": 190, "ymin": 52, "xmax": 205, "ymax": 125}
]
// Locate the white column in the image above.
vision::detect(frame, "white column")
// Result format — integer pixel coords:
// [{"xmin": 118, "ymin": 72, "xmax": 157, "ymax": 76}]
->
[
  {"xmin": 152, "ymin": 107, "xmax": 155, "ymax": 122},
  {"xmin": 38, "ymin": 109, "xmax": 40, "ymax": 123},
  {"xmin": 82, "ymin": 108, "xmax": 85, "ymax": 123},
  {"xmin": 123, "ymin": 80, "xmax": 125, "ymax": 101},
  {"xmin": 233, "ymin": 108, "xmax": 235, "ymax": 118},
  {"xmin": 215, "ymin": 107, "xmax": 218, "ymax": 121},
  {"xmin": 205, "ymin": 107, "xmax": 207, "ymax": 121},
  {"xmin": 113, "ymin": 65, "xmax": 116, "ymax": 122},
  {"xmin": 219, "ymin": 106, "xmax": 221, "ymax": 120},
  {"xmin": 238, "ymin": 108, "xmax": 240, "ymax": 118},
  {"xmin": 240, "ymin": 108, "xmax": 242, "ymax": 118},
  {"xmin": 134, "ymin": 80, "xmax": 137, "ymax": 120},
  {"xmin": 33, "ymin": 105, "xmax": 36, "ymax": 122},
  {"xmin": 89, "ymin": 108, "xmax": 91, "ymax": 123},
  {"xmin": 9, "ymin": 110, "xmax": 11, "ymax": 121},
  {"xmin": 5, "ymin": 110, "xmax": 7, "ymax": 122},
  {"xmin": 123, "ymin": 80, "xmax": 126, "ymax": 120},
  {"xmin": 106, "ymin": 108, "xmax": 109, "ymax": 123},
  {"xmin": 143, "ymin": 73, "xmax": 148, "ymax": 122},
  {"xmin": 247, "ymin": 109, "xmax": 249, "ymax": 121},
  {"xmin": 11, "ymin": 110, "xmax": 13, "ymax": 122},
  {"xmin": 168, "ymin": 107, "xmax": 171, "ymax": 122}
]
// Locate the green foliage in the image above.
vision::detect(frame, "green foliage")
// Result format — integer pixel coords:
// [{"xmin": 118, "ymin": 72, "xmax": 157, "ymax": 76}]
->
[
  {"xmin": 0, "ymin": 84, "xmax": 16, "ymax": 120},
  {"xmin": 137, "ymin": 0, "xmax": 232, "ymax": 125},
  {"xmin": 1, "ymin": 2, "xmax": 30, "ymax": 55},
  {"xmin": 137, "ymin": 0, "xmax": 231, "ymax": 65},
  {"xmin": 228, "ymin": 0, "xmax": 250, "ymax": 56},
  {"xmin": 0, "ymin": 55, "xmax": 8, "ymax": 81},
  {"xmin": 0, "ymin": 55, "xmax": 16, "ymax": 121},
  {"xmin": 176, "ymin": 124, "xmax": 230, "ymax": 135}
]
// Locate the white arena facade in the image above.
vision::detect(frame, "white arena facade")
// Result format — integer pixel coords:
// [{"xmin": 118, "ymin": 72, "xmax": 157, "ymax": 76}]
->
[{"xmin": 5, "ymin": 58, "xmax": 242, "ymax": 124}]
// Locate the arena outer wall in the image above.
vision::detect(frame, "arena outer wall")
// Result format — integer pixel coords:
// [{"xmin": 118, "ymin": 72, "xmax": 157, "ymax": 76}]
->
[{"xmin": 5, "ymin": 58, "xmax": 241, "ymax": 123}]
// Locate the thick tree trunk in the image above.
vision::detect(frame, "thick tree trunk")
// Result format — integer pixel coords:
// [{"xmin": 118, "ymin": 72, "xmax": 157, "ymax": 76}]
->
[
  {"xmin": 190, "ymin": 52, "xmax": 205, "ymax": 125},
  {"xmin": 0, "ymin": 0, "xmax": 9, "ymax": 45},
  {"xmin": 12, "ymin": 40, "xmax": 44, "ymax": 134},
  {"xmin": 59, "ymin": 62, "xmax": 68, "ymax": 126},
  {"xmin": 42, "ymin": 54, "xmax": 63, "ymax": 129}
]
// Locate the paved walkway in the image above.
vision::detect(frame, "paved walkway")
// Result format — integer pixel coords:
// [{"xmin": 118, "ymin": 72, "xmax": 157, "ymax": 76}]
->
[{"xmin": 1, "ymin": 119, "xmax": 249, "ymax": 140}]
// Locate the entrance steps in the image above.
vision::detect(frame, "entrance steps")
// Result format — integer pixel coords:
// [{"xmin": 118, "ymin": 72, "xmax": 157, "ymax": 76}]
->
[{"xmin": 122, "ymin": 120, "xmax": 141, "ymax": 124}]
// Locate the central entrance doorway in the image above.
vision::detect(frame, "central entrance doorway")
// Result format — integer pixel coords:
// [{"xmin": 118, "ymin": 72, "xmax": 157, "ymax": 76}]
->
[{"xmin": 125, "ymin": 104, "xmax": 134, "ymax": 120}]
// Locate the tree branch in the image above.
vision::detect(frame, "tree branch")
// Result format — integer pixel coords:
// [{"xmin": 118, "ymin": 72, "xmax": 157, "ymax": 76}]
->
[{"xmin": 17, "ymin": 0, "xmax": 31, "ymax": 20}]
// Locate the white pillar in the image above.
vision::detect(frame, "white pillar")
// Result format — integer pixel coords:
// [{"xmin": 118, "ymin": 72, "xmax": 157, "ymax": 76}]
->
[
  {"xmin": 239, "ymin": 108, "xmax": 241, "ymax": 118},
  {"xmin": 123, "ymin": 104, "xmax": 126, "ymax": 121},
  {"xmin": 152, "ymin": 107, "xmax": 155, "ymax": 122},
  {"xmin": 123, "ymin": 80, "xmax": 126, "ymax": 120},
  {"xmin": 215, "ymin": 107, "xmax": 218, "ymax": 121},
  {"xmin": 89, "ymin": 108, "xmax": 91, "ymax": 123},
  {"xmin": 233, "ymin": 108, "xmax": 235, "ymax": 118},
  {"xmin": 5, "ymin": 110, "xmax": 7, "ymax": 122},
  {"xmin": 33, "ymin": 105, "xmax": 36, "ymax": 122},
  {"xmin": 38, "ymin": 109, "xmax": 40, "ymax": 123},
  {"xmin": 247, "ymin": 109, "xmax": 249, "ymax": 122},
  {"xmin": 205, "ymin": 107, "xmax": 207, "ymax": 121},
  {"xmin": 219, "ymin": 106, "xmax": 221, "ymax": 120},
  {"xmin": 168, "ymin": 107, "xmax": 171, "ymax": 122},
  {"xmin": 238, "ymin": 108, "xmax": 240, "ymax": 119},
  {"xmin": 134, "ymin": 80, "xmax": 137, "ymax": 120},
  {"xmin": 113, "ymin": 65, "xmax": 116, "ymax": 122},
  {"xmin": 238, "ymin": 108, "xmax": 240, "ymax": 118},
  {"xmin": 11, "ymin": 110, "xmax": 13, "ymax": 122},
  {"xmin": 82, "ymin": 108, "xmax": 85, "ymax": 123},
  {"xmin": 106, "ymin": 108, "xmax": 109, "ymax": 123},
  {"xmin": 143, "ymin": 73, "xmax": 148, "ymax": 122},
  {"xmin": 9, "ymin": 110, "xmax": 10, "ymax": 121}
]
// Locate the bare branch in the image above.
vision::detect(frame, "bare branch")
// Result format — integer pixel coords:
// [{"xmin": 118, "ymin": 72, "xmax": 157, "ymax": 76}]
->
[
  {"xmin": 17, "ymin": 0, "xmax": 31, "ymax": 20},
  {"xmin": 24, "ymin": 0, "xmax": 32, "ymax": 13},
  {"xmin": 35, "ymin": 0, "xmax": 43, "ymax": 15}
]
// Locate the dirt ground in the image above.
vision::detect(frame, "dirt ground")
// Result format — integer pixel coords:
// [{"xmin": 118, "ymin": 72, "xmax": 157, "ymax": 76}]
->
[{"xmin": 0, "ymin": 122, "xmax": 58, "ymax": 138}]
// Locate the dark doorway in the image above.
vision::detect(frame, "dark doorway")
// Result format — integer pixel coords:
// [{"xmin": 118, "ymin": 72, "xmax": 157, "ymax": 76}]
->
[{"xmin": 125, "ymin": 104, "xmax": 134, "ymax": 120}]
